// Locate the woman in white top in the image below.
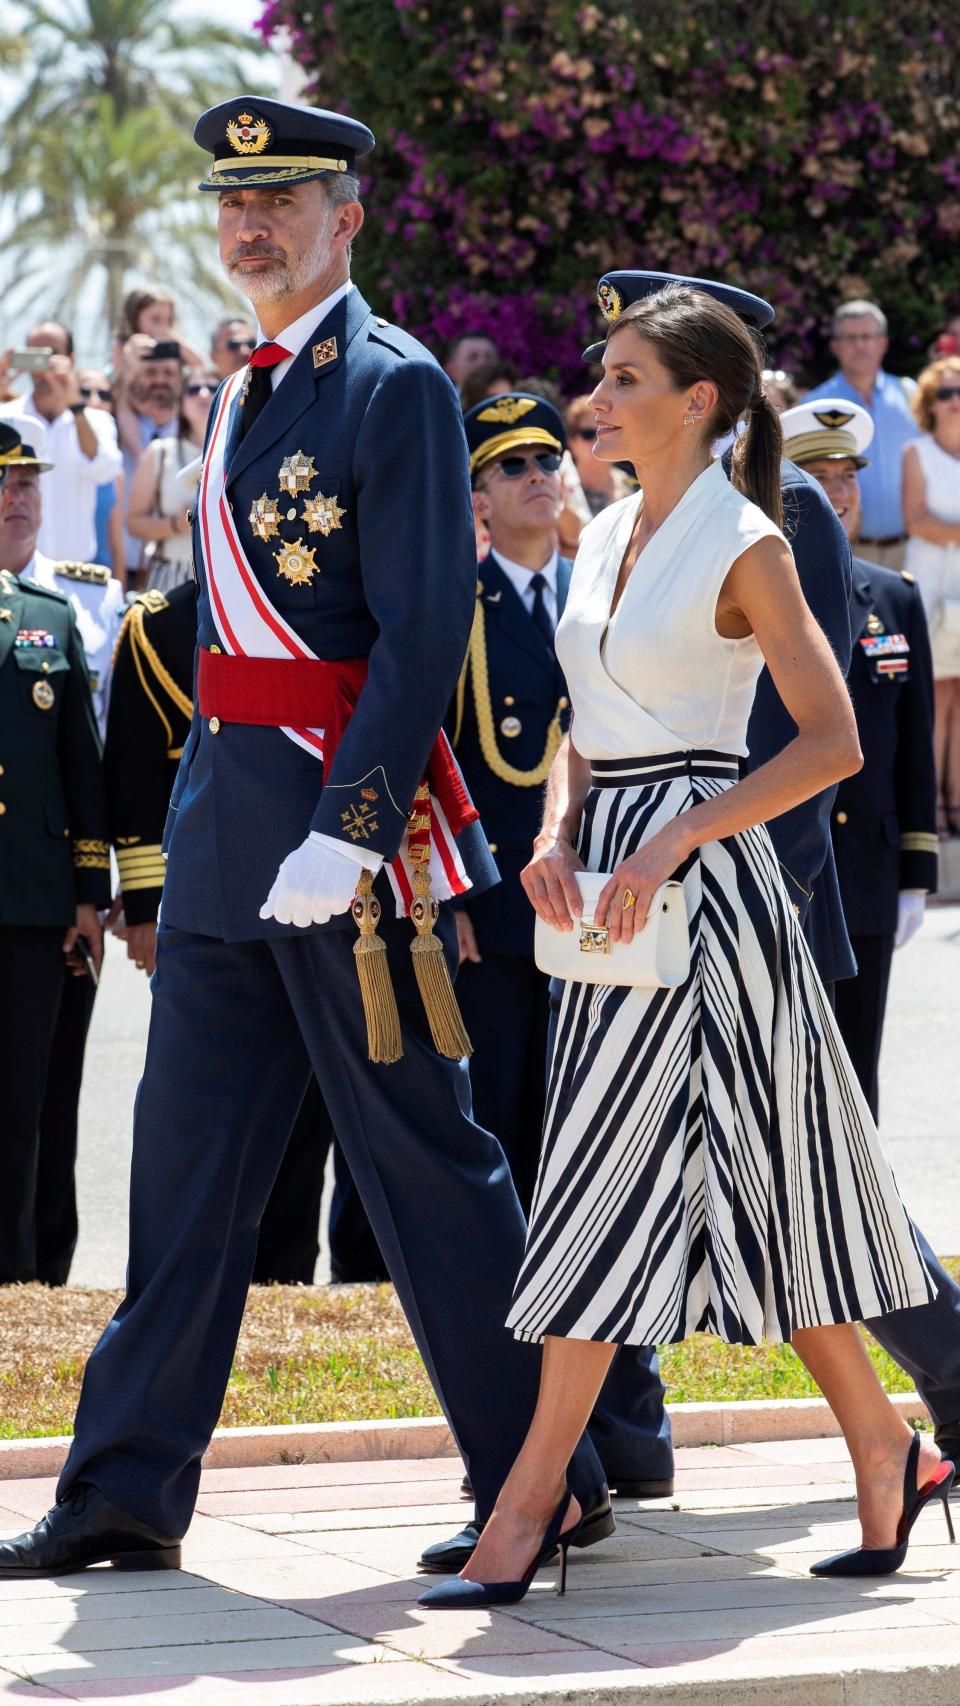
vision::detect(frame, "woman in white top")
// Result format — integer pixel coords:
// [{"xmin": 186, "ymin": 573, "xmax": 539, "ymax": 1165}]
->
[
  {"xmin": 127, "ymin": 370, "xmax": 216, "ymax": 592},
  {"xmin": 902, "ymin": 357, "xmax": 960, "ymax": 834},
  {"xmin": 422, "ymin": 285, "xmax": 949, "ymax": 1609}
]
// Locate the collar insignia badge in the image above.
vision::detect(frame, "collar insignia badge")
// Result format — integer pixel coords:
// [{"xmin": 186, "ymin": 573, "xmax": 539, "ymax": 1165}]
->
[
  {"xmin": 249, "ymin": 494, "xmax": 281, "ymax": 541},
  {"xmin": 312, "ymin": 337, "xmax": 338, "ymax": 369},
  {"xmin": 278, "ymin": 451, "xmax": 316, "ymax": 495},
  {"xmin": 302, "ymin": 492, "xmax": 346, "ymax": 536},
  {"xmin": 597, "ymin": 281, "xmax": 623, "ymax": 322},
  {"xmin": 226, "ymin": 112, "xmax": 272, "ymax": 155},
  {"xmin": 274, "ymin": 538, "xmax": 319, "ymax": 586}
]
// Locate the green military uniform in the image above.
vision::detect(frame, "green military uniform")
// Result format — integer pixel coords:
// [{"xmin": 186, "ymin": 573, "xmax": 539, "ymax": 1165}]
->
[{"xmin": 0, "ymin": 565, "xmax": 110, "ymax": 1283}]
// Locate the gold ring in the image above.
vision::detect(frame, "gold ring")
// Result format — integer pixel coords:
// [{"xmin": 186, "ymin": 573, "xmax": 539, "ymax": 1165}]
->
[{"xmin": 621, "ymin": 889, "xmax": 638, "ymax": 910}]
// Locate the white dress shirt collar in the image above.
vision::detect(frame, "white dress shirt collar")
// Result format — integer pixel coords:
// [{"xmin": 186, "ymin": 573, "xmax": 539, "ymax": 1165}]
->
[
  {"xmin": 257, "ymin": 281, "xmax": 354, "ymax": 389},
  {"xmin": 489, "ymin": 547, "xmax": 559, "ymax": 603}
]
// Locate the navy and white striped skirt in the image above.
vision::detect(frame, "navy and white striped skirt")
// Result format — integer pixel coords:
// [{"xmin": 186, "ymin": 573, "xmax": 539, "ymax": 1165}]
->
[{"xmin": 505, "ymin": 751, "xmax": 933, "ymax": 1348}]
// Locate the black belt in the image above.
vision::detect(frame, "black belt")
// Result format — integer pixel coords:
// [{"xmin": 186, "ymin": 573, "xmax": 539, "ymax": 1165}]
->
[
  {"xmin": 590, "ymin": 749, "xmax": 744, "ymax": 787},
  {"xmin": 858, "ymin": 534, "xmax": 907, "ymax": 548}
]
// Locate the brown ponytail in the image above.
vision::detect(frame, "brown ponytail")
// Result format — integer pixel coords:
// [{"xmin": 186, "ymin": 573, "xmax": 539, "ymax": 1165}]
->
[
  {"xmin": 607, "ymin": 285, "xmax": 784, "ymax": 529},
  {"xmin": 731, "ymin": 388, "xmax": 784, "ymax": 530}
]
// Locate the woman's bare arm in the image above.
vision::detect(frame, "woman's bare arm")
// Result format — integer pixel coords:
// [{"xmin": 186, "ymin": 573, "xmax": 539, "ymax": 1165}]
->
[
  {"xmin": 520, "ymin": 729, "xmax": 593, "ymax": 929},
  {"xmin": 902, "ymin": 443, "xmax": 960, "ymax": 547}
]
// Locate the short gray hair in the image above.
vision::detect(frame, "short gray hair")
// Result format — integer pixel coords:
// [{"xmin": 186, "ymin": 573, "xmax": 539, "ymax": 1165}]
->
[
  {"xmin": 832, "ymin": 299, "xmax": 888, "ymax": 337},
  {"xmin": 321, "ymin": 171, "xmax": 361, "ymax": 262}
]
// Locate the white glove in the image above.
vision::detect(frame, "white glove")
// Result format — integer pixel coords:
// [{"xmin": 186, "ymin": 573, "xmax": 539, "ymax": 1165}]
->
[
  {"xmin": 260, "ymin": 832, "xmax": 383, "ymax": 928},
  {"xmin": 894, "ymin": 889, "xmax": 926, "ymax": 950}
]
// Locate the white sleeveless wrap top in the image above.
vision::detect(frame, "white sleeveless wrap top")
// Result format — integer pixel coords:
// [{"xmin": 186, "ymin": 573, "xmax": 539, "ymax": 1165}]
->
[{"xmin": 555, "ymin": 459, "xmax": 786, "ymax": 760}]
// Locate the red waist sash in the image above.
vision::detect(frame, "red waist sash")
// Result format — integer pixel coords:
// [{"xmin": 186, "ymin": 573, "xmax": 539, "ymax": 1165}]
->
[{"xmin": 197, "ymin": 648, "xmax": 478, "ymax": 836}]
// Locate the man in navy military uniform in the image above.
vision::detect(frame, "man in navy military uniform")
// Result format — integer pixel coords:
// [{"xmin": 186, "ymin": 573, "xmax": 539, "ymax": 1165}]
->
[
  {"xmin": 0, "ymin": 423, "xmax": 110, "ymax": 1286},
  {"xmin": 0, "ymin": 99, "xmax": 614, "ymax": 1579},
  {"xmin": 452, "ymin": 392, "xmax": 573, "ymax": 1208},
  {"xmin": 781, "ymin": 398, "xmax": 938, "ymax": 1119}
]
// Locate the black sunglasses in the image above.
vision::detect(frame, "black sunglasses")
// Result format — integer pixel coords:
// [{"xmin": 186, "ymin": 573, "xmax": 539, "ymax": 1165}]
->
[
  {"xmin": 184, "ymin": 382, "xmax": 214, "ymax": 397},
  {"xmin": 226, "ymin": 338, "xmax": 254, "ymax": 351},
  {"xmin": 935, "ymin": 387, "xmax": 960, "ymax": 401},
  {"xmin": 79, "ymin": 386, "xmax": 112, "ymax": 402},
  {"xmin": 574, "ymin": 426, "xmax": 598, "ymax": 441},
  {"xmin": 493, "ymin": 451, "xmax": 562, "ymax": 478}
]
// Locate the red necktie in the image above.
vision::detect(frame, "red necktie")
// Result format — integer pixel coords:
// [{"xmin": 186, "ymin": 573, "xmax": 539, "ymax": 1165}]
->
[{"xmin": 240, "ymin": 342, "xmax": 293, "ymax": 438}]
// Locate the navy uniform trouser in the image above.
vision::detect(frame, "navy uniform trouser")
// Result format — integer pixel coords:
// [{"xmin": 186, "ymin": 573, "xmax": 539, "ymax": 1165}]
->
[
  {"xmin": 58, "ymin": 912, "xmax": 607, "ymax": 1537},
  {"xmin": 36, "ymin": 964, "xmax": 97, "ymax": 1285}
]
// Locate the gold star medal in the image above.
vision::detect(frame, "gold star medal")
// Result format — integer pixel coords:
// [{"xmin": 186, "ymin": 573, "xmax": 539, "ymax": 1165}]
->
[
  {"xmin": 302, "ymin": 492, "xmax": 346, "ymax": 537},
  {"xmin": 249, "ymin": 494, "xmax": 281, "ymax": 541},
  {"xmin": 274, "ymin": 537, "xmax": 318, "ymax": 586},
  {"xmin": 278, "ymin": 451, "xmax": 316, "ymax": 496}
]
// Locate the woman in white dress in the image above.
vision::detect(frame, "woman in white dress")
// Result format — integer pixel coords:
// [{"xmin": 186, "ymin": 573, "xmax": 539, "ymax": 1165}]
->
[
  {"xmin": 902, "ymin": 356, "xmax": 960, "ymax": 834},
  {"xmin": 422, "ymin": 283, "xmax": 952, "ymax": 1608}
]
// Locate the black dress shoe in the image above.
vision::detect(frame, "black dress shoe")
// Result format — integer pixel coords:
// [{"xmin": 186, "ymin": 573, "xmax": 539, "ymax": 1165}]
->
[
  {"xmin": 0, "ymin": 1484, "xmax": 182, "ymax": 1578},
  {"xmin": 417, "ymin": 1485, "xmax": 615, "ymax": 1573},
  {"xmin": 935, "ymin": 1422, "xmax": 960, "ymax": 1475},
  {"xmin": 608, "ymin": 1476, "xmax": 675, "ymax": 1498},
  {"xmin": 460, "ymin": 1474, "xmax": 473, "ymax": 1499}
]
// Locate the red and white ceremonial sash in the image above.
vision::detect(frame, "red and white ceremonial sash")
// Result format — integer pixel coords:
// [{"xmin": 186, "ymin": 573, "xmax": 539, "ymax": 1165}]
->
[{"xmin": 198, "ymin": 367, "xmax": 471, "ymax": 914}]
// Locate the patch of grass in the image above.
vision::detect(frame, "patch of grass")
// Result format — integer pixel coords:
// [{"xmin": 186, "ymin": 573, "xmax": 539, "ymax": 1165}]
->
[{"xmin": 1, "ymin": 1263, "xmax": 956, "ymax": 1439}]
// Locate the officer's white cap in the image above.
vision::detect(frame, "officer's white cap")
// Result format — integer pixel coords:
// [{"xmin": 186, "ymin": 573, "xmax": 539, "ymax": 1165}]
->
[{"xmin": 780, "ymin": 398, "xmax": 874, "ymax": 469}]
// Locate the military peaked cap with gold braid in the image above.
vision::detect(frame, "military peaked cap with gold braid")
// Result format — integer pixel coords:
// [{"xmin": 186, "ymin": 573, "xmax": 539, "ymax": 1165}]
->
[
  {"xmin": 194, "ymin": 96, "xmax": 374, "ymax": 192},
  {"xmin": 582, "ymin": 270, "xmax": 776, "ymax": 363},
  {"xmin": 0, "ymin": 420, "xmax": 53, "ymax": 473},
  {"xmin": 780, "ymin": 397, "xmax": 874, "ymax": 469},
  {"xmin": 463, "ymin": 392, "xmax": 567, "ymax": 481}
]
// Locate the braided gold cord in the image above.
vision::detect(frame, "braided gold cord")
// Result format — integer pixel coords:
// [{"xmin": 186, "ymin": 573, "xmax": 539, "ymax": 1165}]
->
[{"xmin": 466, "ymin": 598, "xmax": 564, "ymax": 787}]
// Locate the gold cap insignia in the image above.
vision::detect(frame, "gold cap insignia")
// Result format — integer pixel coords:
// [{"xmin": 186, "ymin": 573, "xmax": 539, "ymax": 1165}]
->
[
  {"xmin": 226, "ymin": 112, "xmax": 272, "ymax": 156},
  {"xmin": 249, "ymin": 494, "xmax": 281, "ymax": 541},
  {"xmin": 312, "ymin": 337, "xmax": 338, "ymax": 369},
  {"xmin": 814, "ymin": 409, "xmax": 855, "ymax": 430},
  {"xmin": 302, "ymin": 492, "xmax": 346, "ymax": 537},
  {"xmin": 278, "ymin": 451, "xmax": 316, "ymax": 496},
  {"xmin": 597, "ymin": 281, "xmax": 623, "ymax": 323},
  {"xmin": 274, "ymin": 538, "xmax": 319, "ymax": 586},
  {"xmin": 476, "ymin": 396, "xmax": 538, "ymax": 426}
]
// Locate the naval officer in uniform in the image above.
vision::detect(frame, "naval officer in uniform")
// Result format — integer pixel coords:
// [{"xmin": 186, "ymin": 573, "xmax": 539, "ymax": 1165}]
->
[
  {"xmin": 0, "ymin": 424, "xmax": 111, "ymax": 1286},
  {"xmin": 12, "ymin": 421, "xmax": 125, "ymax": 1283},
  {"xmin": 0, "ymin": 98, "xmax": 614, "ymax": 1578},
  {"xmin": 452, "ymin": 392, "xmax": 573, "ymax": 1210},
  {"xmin": 780, "ymin": 397, "xmax": 938, "ymax": 1118}
]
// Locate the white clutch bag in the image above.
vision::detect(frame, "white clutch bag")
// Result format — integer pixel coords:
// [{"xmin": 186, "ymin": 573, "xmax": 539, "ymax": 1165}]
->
[{"xmin": 534, "ymin": 873, "xmax": 691, "ymax": 988}]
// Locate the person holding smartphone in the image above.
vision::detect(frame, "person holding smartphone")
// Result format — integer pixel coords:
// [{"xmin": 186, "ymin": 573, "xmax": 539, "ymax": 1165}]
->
[{"xmin": 0, "ymin": 423, "xmax": 110, "ymax": 1286}]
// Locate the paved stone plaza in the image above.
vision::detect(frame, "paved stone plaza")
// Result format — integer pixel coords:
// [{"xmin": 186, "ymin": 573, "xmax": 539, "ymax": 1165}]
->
[{"xmin": 1, "ymin": 1440, "xmax": 960, "ymax": 1704}]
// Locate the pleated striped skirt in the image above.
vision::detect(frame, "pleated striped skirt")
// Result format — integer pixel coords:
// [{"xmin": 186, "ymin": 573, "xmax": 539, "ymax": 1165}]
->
[{"xmin": 505, "ymin": 751, "xmax": 934, "ymax": 1348}]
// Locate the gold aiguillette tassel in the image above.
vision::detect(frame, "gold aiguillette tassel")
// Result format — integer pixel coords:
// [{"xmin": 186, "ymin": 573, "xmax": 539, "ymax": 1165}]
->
[
  {"xmin": 409, "ymin": 858, "xmax": 474, "ymax": 1060},
  {"xmin": 352, "ymin": 868, "xmax": 403, "ymax": 1064}
]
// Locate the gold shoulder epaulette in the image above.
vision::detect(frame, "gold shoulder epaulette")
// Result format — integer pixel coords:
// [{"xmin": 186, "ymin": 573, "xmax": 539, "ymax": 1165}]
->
[
  {"xmin": 900, "ymin": 569, "xmax": 916, "ymax": 584},
  {"xmin": 56, "ymin": 560, "xmax": 111, "ymax": 585},
  {"xmin": 134, "ymin": 589, "xmax": 170, "ymax": 615}
]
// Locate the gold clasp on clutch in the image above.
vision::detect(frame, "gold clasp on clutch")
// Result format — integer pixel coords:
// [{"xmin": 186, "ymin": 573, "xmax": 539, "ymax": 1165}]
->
[{"xmin": 579, "ymin": 924, "xmax": 610, "ymax": 955}]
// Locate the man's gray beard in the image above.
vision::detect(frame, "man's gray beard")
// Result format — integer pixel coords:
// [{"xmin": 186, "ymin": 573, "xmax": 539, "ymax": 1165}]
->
[{"xmin": 225, "ymin": 222, "xmax": 334, "ymax": 310}]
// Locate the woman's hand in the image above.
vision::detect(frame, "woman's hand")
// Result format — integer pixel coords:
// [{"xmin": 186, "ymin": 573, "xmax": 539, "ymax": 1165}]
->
[
  {"xmin": 521, "ymin": 836, "xmax": 586, "ymax": 931},
  {"xmin": 594, "ymin": 821, "xmax": 689, "ymax": 944}
]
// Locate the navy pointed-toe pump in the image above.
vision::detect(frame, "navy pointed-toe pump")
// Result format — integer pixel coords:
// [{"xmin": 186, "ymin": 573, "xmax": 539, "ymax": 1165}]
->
[
  {"xmin": 811, "ymin": 1430, "xmax": 955, "ymax": 1577},
  {"xmin": 418, "ymin": 1487, "xmax": 582, "ymax": 1608}
]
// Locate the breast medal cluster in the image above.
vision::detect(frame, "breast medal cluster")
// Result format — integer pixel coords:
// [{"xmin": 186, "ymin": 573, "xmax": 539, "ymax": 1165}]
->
[{"xmin": 248, "ymin": 449, "xmax": 347, "ymax": 586}]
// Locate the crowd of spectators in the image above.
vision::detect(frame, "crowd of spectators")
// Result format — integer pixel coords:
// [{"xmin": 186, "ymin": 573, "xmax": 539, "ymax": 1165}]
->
[{"xmin": 2, "ymin": 287, "xmax": 959, "ymax": 829}]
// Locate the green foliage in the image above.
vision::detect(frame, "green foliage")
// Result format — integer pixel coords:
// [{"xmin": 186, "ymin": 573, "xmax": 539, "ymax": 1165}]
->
[
  {"xmin": 0, "ymin": 0, "xmax": 272, "ymax": 338},
  {"xmin": 259, "ymin": 0, "xmax": 960, "ymax": 383}
]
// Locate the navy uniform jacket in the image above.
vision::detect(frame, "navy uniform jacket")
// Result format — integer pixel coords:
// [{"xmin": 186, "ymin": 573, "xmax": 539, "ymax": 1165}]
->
[
  {"xmin": 161, "ymin": 289, "xmax": 497, "ymax": 941},
  {"xmin": 743, "ymin": 459, "xmax": 856, "ymax": 985},
  {"xmin": 0, "ymin": 568, "xmax": 110, "ymax": 925},
  {"xmin": 831, "ymin": 558, "xmax": 938, "ymax": 937},
  {"xmin": 106, "ymin": 586, "xmax": 196, "ymax": 926},
  {"xmin": 449, "ymin": 553, "xmax": 573, "ymax": 958}
]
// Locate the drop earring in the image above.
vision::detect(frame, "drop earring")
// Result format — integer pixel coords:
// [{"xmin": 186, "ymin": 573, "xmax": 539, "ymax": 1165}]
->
[{"xmin": 683, "ymin": 414, "xmax": 697, "ymax": 426}]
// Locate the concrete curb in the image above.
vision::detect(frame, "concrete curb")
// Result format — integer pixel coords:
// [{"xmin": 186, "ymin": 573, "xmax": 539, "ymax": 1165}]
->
[{"xmin": 0, "ymin": 1391, "xmax": 929, "ymax": 1481}]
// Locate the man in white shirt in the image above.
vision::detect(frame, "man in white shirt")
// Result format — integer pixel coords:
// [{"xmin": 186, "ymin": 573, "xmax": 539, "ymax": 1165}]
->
[{"xmin": 0, "ymin": 321, "xmax": 121, "ymax": 563}]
